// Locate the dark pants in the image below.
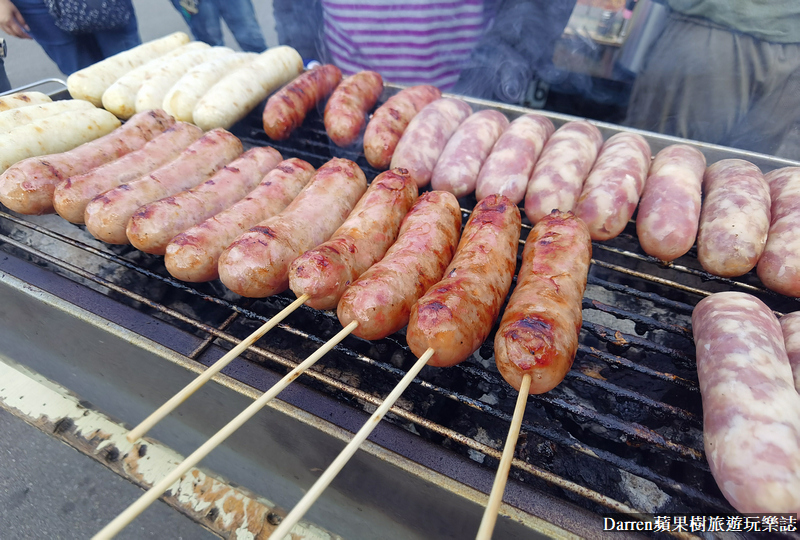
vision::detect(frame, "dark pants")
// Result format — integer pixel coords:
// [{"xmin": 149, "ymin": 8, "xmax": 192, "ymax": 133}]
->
[
  {"xmin": 624, "ymin": 13, "xmax": 800, "ymax": 155},
  {"xmin": 171, "ymin": 0, "xmax": 266, "ymax": 53},
  {"xmin": 0, "ymin": 58, "xmax": 11, "ymax": 93},
  {"xmin": 12, "ymin": 0, "xmax": 141, "ymax": 75}
]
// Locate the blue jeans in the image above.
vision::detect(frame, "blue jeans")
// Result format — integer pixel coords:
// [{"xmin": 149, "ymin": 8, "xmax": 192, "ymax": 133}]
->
[
  {"xmin": 12, "ymin": 0, "xmax": 141, "ymax": 75},
  {"xmin": 171, "ymin": 0, "xmax": 266, "ymax": 53}
]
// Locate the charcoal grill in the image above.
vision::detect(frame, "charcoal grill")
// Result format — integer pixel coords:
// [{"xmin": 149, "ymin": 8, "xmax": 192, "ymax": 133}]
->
[{"xmin": 1, "ymin": 83, "xmax": 799, "ymax": 539}]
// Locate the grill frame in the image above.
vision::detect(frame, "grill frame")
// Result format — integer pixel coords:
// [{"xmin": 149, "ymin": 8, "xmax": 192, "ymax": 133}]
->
[{"xmin": 1, "ymin": 83, "xmax": 800, "ymax": 538}]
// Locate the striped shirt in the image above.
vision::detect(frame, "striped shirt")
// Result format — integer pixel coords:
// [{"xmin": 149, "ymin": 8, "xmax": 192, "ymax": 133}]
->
[{"xmin": 321, "ymin": 0, "xmax": 487, "ymax": 90}]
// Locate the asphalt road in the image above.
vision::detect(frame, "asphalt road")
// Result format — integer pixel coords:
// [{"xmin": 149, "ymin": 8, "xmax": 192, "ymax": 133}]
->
[{"xmin": 1, "ymin": 0, "xmax": 279, "ymax": 90}]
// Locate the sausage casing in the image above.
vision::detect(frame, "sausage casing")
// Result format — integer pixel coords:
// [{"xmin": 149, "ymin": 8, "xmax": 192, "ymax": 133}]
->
[
  {"xmin": 636, "ymin": 144, "xmax": 706, "ymax": 262},
  {"xmin": 407, "ymin": 194, "xmax": 521, "ymax": 367},
  {"xmin": 697, "ymin": 159, "xmax": 770, "ymax": 277},
  {"xmin": 430, "ymin": 109, "xmax": 509, "ymax": 198},
  {"xmin": 475, "ymin": 113, "xmax": 555, "ymax": 204},
  {"xmin": 390, "ymin": 98, "xmax": 472, "ymax": 188},
  {"xmin": 324, "ymin": 71, "xmax": 383, "ymax": 147},
  {"xmin": 758, "ymin": 167, "xmax": 800, "ymax": 296},
  {"xmin": 780, "ymin": 311, "xmax": 800, "ymax": 392},
  {"xmin": 84, "ymin": 128, "xmax": 243, "ymax": 244},
  {"xmin": 363, "ymin": 85, "xmax": 442, "ymax": 170},
  {"xmin": 165, "ymin": 158, "xmax": 315, "ymax": 282},
  {"xmin": 494, "ymin": 210, "xmax": 591, "ymax": 394},
  {"xmin": 218, "ymin": 158, "xmax": 367, "ymax": 297},
  {"xmin": 692, "ymin": 292, "xmax": 800, "ymax": 514},
  {"xmin": 524, "ymin": 120, "xmax": 603, "ymax": 224},
  {"xmin": 337, "ymin": 191, "xmax": 462, "ymax": 341},
  {"xmin": 263, "ymin": 64, "xmax": 342, "ymax": 141},
  {"xmin": 289, "ymin": 168, "xmax": 418, "ymax": 310},
  {"xmin": 127, "ymin": 146, "xmax": 283, "ymax": 255}
]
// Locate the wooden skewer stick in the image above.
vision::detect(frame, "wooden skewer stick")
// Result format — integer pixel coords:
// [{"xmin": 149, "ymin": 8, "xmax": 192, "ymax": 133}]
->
[
  {"xmin": 475, "ymin": 373, "xmax": 532, "ymax": 540},
  {"xmin": 94, "ymin": 319, "xmax": 357, "ymax": 540},
  {"xmin": 126, "ymin": 293, "xmax": 310, "ymax": 443},
  {"xmin": 268, "ymin": 347, "xmax": 435, "ymax": 540}
]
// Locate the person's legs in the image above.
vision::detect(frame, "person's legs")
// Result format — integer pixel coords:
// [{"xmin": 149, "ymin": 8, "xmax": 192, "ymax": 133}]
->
[
  {"xmin": 215, "ymin": 0, "xmax": 266, "ymax": 52},
  {"xmin": 170, "ymin": 0, "xmax": 225, "ymax": 47},
  {"xmin": 92, "ymin": 1, "xmax": 141, "ymax": 59},
  {"xmin": 11, "ymin": 0, "xmax": 102, "ymax": 74},
  {"xmin": 0, "ymin": 58, "xmax": 11, "ymax": 93}
]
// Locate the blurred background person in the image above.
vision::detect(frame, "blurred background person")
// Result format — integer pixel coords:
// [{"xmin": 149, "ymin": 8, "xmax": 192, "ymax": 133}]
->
[
  {"xmin": 0, "ymin": 0, "xmax": 140, "ymax": 75},
  {"xmin": 623, "ymin": 0, "xmax": 800, "ymax": 155},
  {"xmin": 171, "ymin": 0, "xmax": 266, "ymax": 53}
]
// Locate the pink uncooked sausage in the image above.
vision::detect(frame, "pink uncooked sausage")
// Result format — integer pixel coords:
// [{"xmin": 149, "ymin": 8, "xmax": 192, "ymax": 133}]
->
[
  {"xmin": 390, "ymin": 98, "xmax": 472, "ymax": 188},
  {"xmin": 692, "ymin": 292, "xmax": 800, "ymax": 514},
  {"xmin": 336, "ymin": 191, "xmax": 462, "ymax": 341},
  {"xmin": 430, "ymin": 109, "xmax": 509, "ymax": 198},
  {"xmin": 697, "ymin": 159, "xmax": 770, "ymax": 277},
  {"xmin": 523, "ymin": 120, "xmax": 603, "ymax": 224},
  {"xmin": 164, "ymin": 158, "xmax": 315, "ymax": 283},
  {"xmin": 758, "ymin": 167, "xmax": 800, "ymax": 296},
  {"xmin": 636, "ymin": 144, "xmax": 706, "ymax": 262},
  {"xmin": 574, "ymin": 132, "xmax": 651, "ymax": 241},
  {"xmin": 780, "ymin": 311, "xmax": 800, "ymax": 392},
  {"xmin": 475, "ymin": 113, "xmax": 554, "ymax": 204},
  {"xmin": 288, "ymin": 168, "xmax": 418, "ymax": 310},
  {"xmin": 126, "ymin": 146, "xmax": 283, "ymax": 255},
  {"xmin": 218, "ymin": 158, "xmax": 367, "ymax": 298}
]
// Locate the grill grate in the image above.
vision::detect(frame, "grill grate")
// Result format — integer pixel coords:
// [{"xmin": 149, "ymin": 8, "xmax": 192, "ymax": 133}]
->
[{"xmin": 2, "ymin": 88, "xmax": 800, "ymax": 537}]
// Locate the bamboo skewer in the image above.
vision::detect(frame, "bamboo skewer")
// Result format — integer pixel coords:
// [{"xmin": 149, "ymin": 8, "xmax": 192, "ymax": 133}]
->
[
  {"xmin": 126, "ymin": 293, "xmax": 310, "ymax": 443},
  {"xmin": 268, "ymin": 347, "xmax": 435, "ymax": 540},
  {"xmin": 475, "ymin": 373, "xmax": 532, "ymax": 540},
  {"xmin": 94, "ymin": 319, "xmax": 357, "ymax": 540}
]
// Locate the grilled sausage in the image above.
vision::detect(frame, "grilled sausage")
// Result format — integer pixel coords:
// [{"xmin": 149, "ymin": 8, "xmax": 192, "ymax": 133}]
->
[
  {"xmin": 263, "ymin": 64, "xmax": 343, "ymax": 141},
  {"xmin": 495, "ymin": 211, "xmax": 591, "ymax": 394},
  {"xmin": 363, "ymin": 85, "xmax": 442, "ymax": 170},
  {"xmin": 574, "ymin": 132, "xmax": 652, "ymax": 241},
  {"xmin": 337, "ymin": 191, "xmax": 462, "ymax": 341},
  {"xmin": 289, "ymin": 168, "xmax": 418, "ymax": 310},
  {"xmin": 126, "ymin": 146, "xmax": 283, "ymax": 255},
  {"xmin": 523, "ymin": 120, "xmax": 603, "ymax": 224},
  {"xmin": 390, "ymin": 98, "xmax": 472, "ymax": 188},
  {"xmin": 636, "ymin": 144, "xmax": 706, "ymax": 262},
  {"xmin": 0, "ymin": 99, "xmax": 94, "ymax": 134},
  {"xmin": 697, "ymin": 159, "xmax": 770, "ymax": 277},
  {"xmin": 84, "ymin": 129, "xmax": 242, "ymax": 244},
  {"xmin": 218, "ymin": 158, "xmax": 367, "ymax": 297},
  {"xmin": 758, "ymin": 167, "xmax": 800, "ymax": 296},
  {"xmin": 780, "ymin": 311, "xmax": 800, "ymax": 392},
  {"xmin": 430, "ymin": 109, "xmax": 509, "ymax": 198},
  {"xmin": 407, "ymin": 194, "xmax": 521, "ymax": 367},
  {"xmin": 475, "ymin": 113, "xmax": 555, "ymax": 204},
  {"xmin": 54, "ymin": 122, "xmax": 204, "ymax": 224},
  {"xmin": 165, "ymin": 158, "xmax": 315, "ymax": 283},
  {"xmin": 324, "ymin": 71, "xmax": 384, "ymax": 147},
  {"xmin": 692, "ymin": 292, "xmax": 800, "ymax": 514},
  {"xmin": 0, "ymin": 91, "xmax": 51, "ymax": 111},
  {"xmin": 0, "ymin": 109, "xmax": 173, "ymax": 215}
]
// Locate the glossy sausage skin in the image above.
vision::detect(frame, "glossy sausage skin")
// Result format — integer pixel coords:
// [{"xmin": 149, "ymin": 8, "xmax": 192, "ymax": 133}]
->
[
  {"xmin": 164, "ymin": 158, "xmax": 315, "ymax": 283},
  {"xmin": 407, "ymin": 194, "xmax": 521, "ymax": 367},
  {"xmin": 324, "ymin": 71, "xmax": 383, "ymax": 147},
  {"xmin": 494, "ymin": 211, "xmax": 591, "ymax": 394},
  {"xmin": 54, "ymin": 122, "xmax": 204, "ymax": 224},
  {"xmin": 84, "ymin": 128, "xmax": 243, "ymax": 244},
  {"xmin": 758, "ymin": 167, "xmax": 800, "ymax": 296},
  {"xmin": 524, "ymin": 120, "xmax": 603, "ymax": 224},
  {"xmin": 697, "ymin": 159, "xmax": 770, "ymax": 277},
  {"xmin": 263, "ymin": 64, "xmax": 343, "ymax": 141},
  {"xmin": 430, "ymin": 109, "xmax": 509, "ymax": 198},
  {"xmin": 126, "ymin": 146, "xmax": 283, "ymax": 255},
  {"xmin": 780, "ymin": 311, "xmax": 800, "ymax": 392},
  {"xmin": 636, "ymin": 144, "xmax": 706, "ymax": 262},
  {"xmin": 574, "ymin": 132, "xmax": 652, "ymax": 241},
  {"xmin": 475, "ymin": 113, "xmax": 555, "ymax": 204},
  {"xmin": 289, "ymin": 168, "xmax": 418, "ymax": 310},
  {"xmin": 0, "ymin": 109, "xmax": 174, "ymax": 215},
  {"xmin": 692, "ymin": 292, "xmax": 800, "ymax": 514},
  {"xmin": 218, "ymin": 158, "xmax": 367, "ymax": 298},
  {"xmin": 337, "ymin": 191, "xmax": 462, "ymax": 341},
  {"xmin": 390, "ymin": 98, "xmax": 472, "ymax": 188},
  {"xmin": 363, "ymin": 85, "xmax": 441, "ymax": 169}
]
